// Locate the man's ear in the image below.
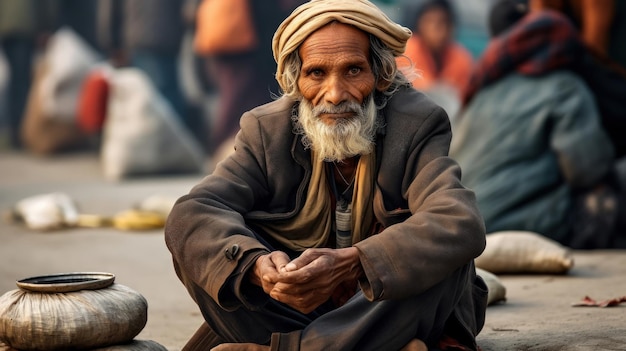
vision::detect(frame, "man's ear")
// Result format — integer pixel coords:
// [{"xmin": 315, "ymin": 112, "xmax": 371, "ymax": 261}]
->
[{"xmin": 376, "ymin": 78, "xmax": 392, "ymax": 92}]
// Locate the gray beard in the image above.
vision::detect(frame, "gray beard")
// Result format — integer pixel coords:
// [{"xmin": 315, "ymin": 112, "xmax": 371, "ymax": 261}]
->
[{"xmin": 294, "ymin": 95, "xmax": 379, "ymax": 162}]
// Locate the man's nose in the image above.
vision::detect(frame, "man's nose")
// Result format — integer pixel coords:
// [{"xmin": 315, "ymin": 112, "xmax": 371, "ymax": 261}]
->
[{"xmin": 324, "ymin": 76, "xmax": 350, "ymax": 106}]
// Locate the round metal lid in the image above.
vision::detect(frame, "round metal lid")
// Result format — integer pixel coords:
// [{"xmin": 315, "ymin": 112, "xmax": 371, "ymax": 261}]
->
[{"xmin": 16, "ymin": 272, "xmax": 115, "ymax": 293}]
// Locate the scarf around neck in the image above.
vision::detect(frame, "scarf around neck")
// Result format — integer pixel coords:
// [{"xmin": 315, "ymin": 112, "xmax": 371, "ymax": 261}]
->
[{"xmin": 253, "ymin": 149, "xmax": 376, "ymax": 251}]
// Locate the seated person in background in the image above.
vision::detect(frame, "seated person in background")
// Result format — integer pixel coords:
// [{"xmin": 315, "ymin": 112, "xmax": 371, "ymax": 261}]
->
[
  {"xmin": 165, "ymin": 0, "xmax": 488, "ymax": 350},
  {"xmin": 450, "ymin": 0, "xmax": 626, "ymax": 250},
  {"xmin": 396, "ymin": 0, "xmax": 474, "ymax": 118}
]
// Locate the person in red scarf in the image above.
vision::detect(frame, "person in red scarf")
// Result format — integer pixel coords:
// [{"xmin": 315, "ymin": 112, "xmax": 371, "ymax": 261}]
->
[{"xmin": 450, "ymin": 0, "xmax": 626, "ymax": 249}]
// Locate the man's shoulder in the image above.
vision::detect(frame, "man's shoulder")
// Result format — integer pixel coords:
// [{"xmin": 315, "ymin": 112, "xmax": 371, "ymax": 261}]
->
[
  {"xmin": 239, "ymin": 97, "xmax": 298, "ymax": 141},
  {"xmin": 247, "ymin": 96, "xmax": 296, "ymax": 120}
]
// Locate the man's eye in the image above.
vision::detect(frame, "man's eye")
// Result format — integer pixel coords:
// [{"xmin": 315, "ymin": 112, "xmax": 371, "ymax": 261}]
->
[
  {"xmin": 304, "ymin": 68, "xmax": 324, "ymax": 77},
  {"xmin": 309, "ymin": 69, "xmax": 323, "ymax": 77},
  {"xmin": 348, "ymin": 67, "xmax": 361, "ymax": 75}
]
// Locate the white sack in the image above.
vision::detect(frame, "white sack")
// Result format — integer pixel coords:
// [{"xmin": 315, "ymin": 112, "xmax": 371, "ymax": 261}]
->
[
  {"xmin": 476, "ymin": 231, "xmax": 575, "ymax": 274},
  {"xmin": 101, "ymin": 68, "xmax": 205, "ymax": 181},
  {"xmin": 38, "ymin": 27, "xmax": 101, "ymax": 121}
]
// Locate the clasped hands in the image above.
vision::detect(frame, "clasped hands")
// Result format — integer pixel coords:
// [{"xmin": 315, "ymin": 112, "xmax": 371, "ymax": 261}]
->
[{"xmin": 248, "ymin": 247, "xmax": 363, "ymax": 314}]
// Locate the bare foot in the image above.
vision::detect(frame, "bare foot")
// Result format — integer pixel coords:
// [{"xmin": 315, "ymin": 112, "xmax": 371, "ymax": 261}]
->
[
  {"xmin": 210, "ymin": 343, "xmax": 270, "ymax": 351},
  {"xmin": 399, "ymin": 338, "xmax": 428, "ymax": 351}
]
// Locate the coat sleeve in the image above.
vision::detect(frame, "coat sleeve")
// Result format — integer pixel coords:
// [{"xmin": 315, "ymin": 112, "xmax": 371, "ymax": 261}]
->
[
  {"xmin": 355, "ymin": 103, "xmax": 486, "ymax": 301},
  {"xmin": 164, "ymin": 111, "xmax": 272, "ymax": 311}
]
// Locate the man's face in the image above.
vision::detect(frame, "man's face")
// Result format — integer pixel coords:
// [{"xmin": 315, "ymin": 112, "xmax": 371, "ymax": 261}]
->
[
  {"xmin": 297, "ymin": 22, "xmax": 377, "ymax": 126},
  {"xmin": 294, "ymin": 22, "xmax": 379, "ymax": 162}
]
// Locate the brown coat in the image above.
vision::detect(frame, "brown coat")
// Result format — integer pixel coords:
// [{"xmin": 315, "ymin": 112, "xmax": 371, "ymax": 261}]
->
[{"xmin": 165, "ymin": 86, "xmax": 487, "ymax": 346}]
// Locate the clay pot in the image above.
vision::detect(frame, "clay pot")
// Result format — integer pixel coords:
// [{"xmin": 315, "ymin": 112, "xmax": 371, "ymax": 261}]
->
[{"xmin": 0, "ymin": 273, "xmax": 148, "ymax": 350}]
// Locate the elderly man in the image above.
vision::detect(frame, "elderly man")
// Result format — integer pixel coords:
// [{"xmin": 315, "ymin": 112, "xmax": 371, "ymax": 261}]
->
[{"xmin": 165, "ymin": 1, "xmax": 487, "ymax": 350}]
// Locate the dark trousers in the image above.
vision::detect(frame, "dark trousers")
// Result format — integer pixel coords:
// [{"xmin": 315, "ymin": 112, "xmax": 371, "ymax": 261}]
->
[
  {"xmin": 180, "ymin": 263, "xmax": 476, "ymax": 351},
  {"xmin": 1, "ymin": 37, "xmax": 35, "ymax": 149}
]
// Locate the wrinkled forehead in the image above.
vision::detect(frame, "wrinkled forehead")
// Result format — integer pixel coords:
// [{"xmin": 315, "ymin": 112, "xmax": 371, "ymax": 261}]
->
[{"xmin": 300, "ymin": 21, "xmax": 371, "ymax": 53}]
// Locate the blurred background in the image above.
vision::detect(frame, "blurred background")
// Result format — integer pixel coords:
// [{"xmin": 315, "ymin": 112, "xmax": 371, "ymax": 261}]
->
[{"xmin": 0, "ymin": 0, "xmax": 496, "ymax": 169}]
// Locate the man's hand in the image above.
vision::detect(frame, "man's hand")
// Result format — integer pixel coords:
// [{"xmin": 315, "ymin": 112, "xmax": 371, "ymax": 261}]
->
[
  {"xmin": 250, "ymin": 247, "xmax": 363, "ymax": 314},
  {"xmin": 248, "ymin": 251, "xmax": 291, "ymax": 293}
]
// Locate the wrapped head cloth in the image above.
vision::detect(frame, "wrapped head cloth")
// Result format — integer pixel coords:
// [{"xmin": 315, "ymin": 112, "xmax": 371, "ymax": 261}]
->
[{"xmin": 272, "ymin": 0, "xmax": 412, "ymax": 92}]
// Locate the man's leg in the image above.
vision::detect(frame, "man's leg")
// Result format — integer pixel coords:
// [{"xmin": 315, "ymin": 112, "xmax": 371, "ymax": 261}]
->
[
  {"xmin": 178, "ymin": 270, "xmax": 313, "ymax": 348},
  {"xmin": 271, "ymin": 264, "xmax": 472, "ymax": 351},
  {"xmin": 181, "ymin": 262, "xmax": 473, "ymax": 351}
]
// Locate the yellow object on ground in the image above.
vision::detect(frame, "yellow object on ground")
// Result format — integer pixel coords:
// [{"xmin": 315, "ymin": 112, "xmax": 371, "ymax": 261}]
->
[
  {"xmin": 76, "ymin": 210, "xmax": 166, "ymax": 231},
  {"xmin": 111, "ymin": 210, "xmax": 166, "ymax": 231}
]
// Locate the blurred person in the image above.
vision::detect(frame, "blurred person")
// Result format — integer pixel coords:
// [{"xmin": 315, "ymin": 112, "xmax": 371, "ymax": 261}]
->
[
  {"xmin": 195, "ymin": 0, "xmax": 306, "ymax": 155},
  {"xmin": 97, "ymin": 0, "xmax": 205, "ymax": 143},
  {"xmin": 396, "ymin": 0, "xmax": 474, "ymax": 118},
  {"xmin": 450, "ymin": 1, "xmax": 626, "ymax": 249},
  {"xmin": 0, "ymin": 0, "xmax": 59, "ymax": 149},
  {"xmin": 494, "ymin": 0, "xmax": 626, "ymax": 155},
  {"xmin": 529, "ymin": 0, "xmax": 626, "ymax": 71},
  {"xmin": 165, "ymin": 0, "xmax": 488, "ymax": 350}
]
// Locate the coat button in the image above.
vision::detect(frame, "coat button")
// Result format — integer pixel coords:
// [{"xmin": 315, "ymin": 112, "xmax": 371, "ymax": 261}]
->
[{"xmin": 224, "ymin": 244, "xmax": 240, "ymax": 260}]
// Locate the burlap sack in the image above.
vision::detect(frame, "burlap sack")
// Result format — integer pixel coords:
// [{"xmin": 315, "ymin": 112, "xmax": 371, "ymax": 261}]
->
[
  {"xmin": 476, "ymin": 231, "xmax": 574, "ymax": 274},
  {"xmin": 20, "ymin": 27, "xmax": 100, "ymax": 155},
  {"xmin": 21, "ymin": 60, "xmax": 91, "ymax": 155},
  {"xmin": 100, "ymin": 68, "xmax": 205, "ymax": 180}
]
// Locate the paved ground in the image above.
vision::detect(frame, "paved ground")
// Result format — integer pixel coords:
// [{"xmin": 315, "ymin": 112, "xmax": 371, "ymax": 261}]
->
[{"xmin": 1, "ymin": 151, "xmax": 625, "ymax": 351}]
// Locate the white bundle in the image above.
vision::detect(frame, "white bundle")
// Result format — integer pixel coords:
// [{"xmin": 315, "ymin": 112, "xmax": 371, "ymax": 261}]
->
[
  {"xmin": 136, "ymin": 194, "xmax": 179, "ymax": 218},
  {"xmin": 38, "ymin": 27, "xmax": 101, "ymax": 121},
  {"xmin": 12, "ymin": 192, "xmax": 79, "ymax": 230},
  {"xmin": 476, "ymin": 268, "xmax": 506, "ymax": 305},
  {"xmin": 475, "ymin": 231, "xmax": 574, "ymax": 274}
]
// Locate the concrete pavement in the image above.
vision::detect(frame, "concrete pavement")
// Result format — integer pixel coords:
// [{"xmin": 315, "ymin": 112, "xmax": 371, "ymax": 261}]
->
[{"xmin": 1, "ymin": 150, "xmax": 625, "ymax": 350}]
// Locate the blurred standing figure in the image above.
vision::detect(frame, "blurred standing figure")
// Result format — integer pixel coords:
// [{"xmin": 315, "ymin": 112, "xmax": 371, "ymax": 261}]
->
[
  {"xmin": 397, "ymin": 0, "xmax": 473, "ymax": 117},
  {"xmin": 97, "ymin": 0, "xmax": 201, "ymax": 139},
  {"xmin": 0, "ymin": 0, "xmax": 59, "ymax": 149},
  {"xmin": 195, "ymin": 0, "xmax": 306, "ymax": 154},
  {"xmin": 450, "ymin": 1, "xmax": 626, "ymax": 249}
]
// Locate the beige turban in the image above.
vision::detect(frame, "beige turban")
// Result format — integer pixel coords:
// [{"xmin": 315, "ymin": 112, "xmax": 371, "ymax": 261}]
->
[{"xmin": 272, "ymin": 0, "xmax": 412, "ymax": 92}]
